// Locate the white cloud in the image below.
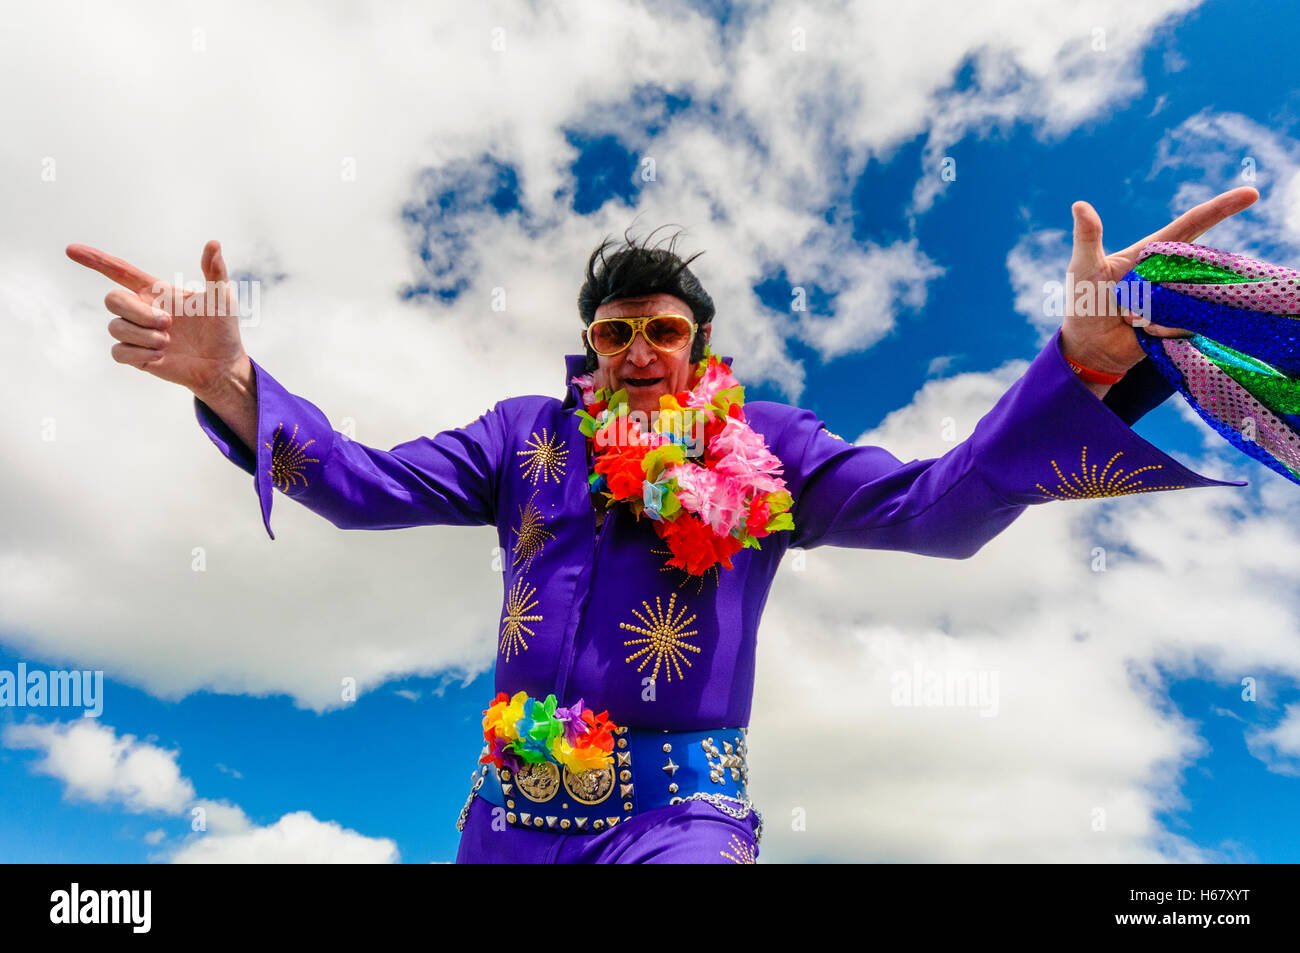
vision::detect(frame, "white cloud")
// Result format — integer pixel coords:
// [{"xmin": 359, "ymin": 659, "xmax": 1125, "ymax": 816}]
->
[
  {"xmin": 1006, "ymin": 228, "xmax": 1072, "ymax": 344},
  {"xmin": 2, "ymin": 719, "xmax": 398, "ymax": 862},
  {"xmin": 170, "ymin": 810, "xmax": 399, "ymax": 864},
  {"xmin": 1149, "ymin": 110, "xmax": 1300, "ymax": 257},
  {"xmin": 1247, "ymin": 703, "xmax": 1300, "ymax": 777},
  {"xmin": 2, "ymin": 719, "xmax": 195, "ymax": 814}
]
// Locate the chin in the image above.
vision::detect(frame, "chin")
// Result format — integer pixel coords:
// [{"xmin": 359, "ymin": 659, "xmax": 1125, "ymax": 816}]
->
[{"xmin": 623, "ymin": 386, "xmax": 666, "ymax": 410}]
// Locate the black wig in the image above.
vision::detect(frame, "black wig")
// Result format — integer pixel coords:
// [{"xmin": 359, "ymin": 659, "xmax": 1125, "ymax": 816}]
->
[{"xmin": 576, "ymin": 224, "xmax": 715, "ymax": 371}]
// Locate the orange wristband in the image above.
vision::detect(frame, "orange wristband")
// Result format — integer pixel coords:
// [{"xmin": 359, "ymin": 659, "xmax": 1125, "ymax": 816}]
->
[{"xmin": 1064, "ymin": 352, "xmax": 1125, "ymax": 385}]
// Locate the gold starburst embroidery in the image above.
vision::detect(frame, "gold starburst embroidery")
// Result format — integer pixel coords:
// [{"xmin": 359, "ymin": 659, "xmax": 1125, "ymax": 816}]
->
[
  {"xmin": 511, "ymin": 489, "xmax": 555, "ymax": 571},
  {"xmin": 720, "ymin": 833, "xmax": 756, "ymax": 864},
  {"xmin": 621, "ymin": 593, "xmax": 701, "ymax": 684},
  {"xmin": 266, "ymin": 422, "xmax": 320, "ymax": 491},
  {"xmin": 1036, "ymin": 446, "xmax": 1187, "ymax": 500},
  {"xmin": 651, "ymin": 544, "xmax": 720, "ymax": 594},
  {"xmin": 499, "ymin": 578, "xmax": 542, "ymax": 662},
  {"xmin": 517, "ymin": 428, "xmax": 568, "ymax": 485}
]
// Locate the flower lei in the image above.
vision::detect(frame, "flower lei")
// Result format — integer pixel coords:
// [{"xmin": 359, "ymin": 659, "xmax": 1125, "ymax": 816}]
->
[
  {"xmin": 479, "ymin": 691, "xmax": 620, "ymax": 774},
  {"xmin": 569, "ymin": 346, "xmax": 795, "ymax": 575}
]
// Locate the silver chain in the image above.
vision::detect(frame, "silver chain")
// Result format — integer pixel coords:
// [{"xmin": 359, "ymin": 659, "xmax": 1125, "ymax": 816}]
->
[
  {"xmin": 679, "ymin": 791, "xmax": 764, "ymax": 845},
  {"xmin": 455, "ymin": 772, "xmax": 485, "ymax": 833}
]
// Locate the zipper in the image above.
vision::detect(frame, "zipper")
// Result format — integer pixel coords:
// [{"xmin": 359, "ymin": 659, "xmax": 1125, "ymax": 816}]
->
[{"xmin": 554, "ymin": 496, "xmax": 613, "ymax": 702}]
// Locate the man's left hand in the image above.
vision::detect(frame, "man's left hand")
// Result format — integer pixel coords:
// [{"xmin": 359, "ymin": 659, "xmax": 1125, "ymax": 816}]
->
[{"xmin": 1061, "ymin": 186, "xmax": 1260, "ymax": 377}]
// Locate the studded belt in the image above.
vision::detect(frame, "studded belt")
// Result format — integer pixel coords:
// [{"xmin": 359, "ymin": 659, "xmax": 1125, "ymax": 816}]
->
[{"xmin": 459, "ymin": 725, "xmax": 756, "ymax": 837}]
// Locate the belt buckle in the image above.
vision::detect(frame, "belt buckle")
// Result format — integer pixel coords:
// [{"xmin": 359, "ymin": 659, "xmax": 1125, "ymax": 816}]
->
[{"xmin": 500, "ymin": 726, "xmax": 634, "ymax": 832}]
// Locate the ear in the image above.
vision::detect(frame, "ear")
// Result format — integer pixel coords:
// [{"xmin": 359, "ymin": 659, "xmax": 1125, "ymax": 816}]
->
[{"xmin": 702, "ymin": 324, "xmax": 711, "ymax": 341}]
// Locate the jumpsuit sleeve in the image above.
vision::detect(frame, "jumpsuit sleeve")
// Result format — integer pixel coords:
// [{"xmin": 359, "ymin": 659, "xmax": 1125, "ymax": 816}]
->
[
  {"xmin": 780, "ymin": 326, "xmax": 1247, "ymax": 558},
  {"xmin": 193, "ymin": 357, "xmax": 506, "ymax": 538}
]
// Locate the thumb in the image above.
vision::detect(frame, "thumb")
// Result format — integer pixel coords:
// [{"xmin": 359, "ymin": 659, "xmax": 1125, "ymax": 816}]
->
[
  {"xmin": 201, "ymin": 239, "xmax": 228, "ymax": 283},
  {"xmin": 1070, "ymin": 200, "xmax": 1105, "ymax": 271}
]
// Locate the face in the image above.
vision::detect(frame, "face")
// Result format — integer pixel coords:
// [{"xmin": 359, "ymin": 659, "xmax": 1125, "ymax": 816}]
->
[{"xmin": 583, "ymin": 293, "xmax": 711, "ymax": 414}]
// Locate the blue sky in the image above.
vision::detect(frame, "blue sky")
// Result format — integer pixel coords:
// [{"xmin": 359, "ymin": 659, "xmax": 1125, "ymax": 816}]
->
[{"xmin": 3, "ymin": 0, "xmax": 1300, "ymax": 863}]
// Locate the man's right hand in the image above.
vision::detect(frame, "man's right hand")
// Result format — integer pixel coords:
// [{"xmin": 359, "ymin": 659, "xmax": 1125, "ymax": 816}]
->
[{"xmin": 67, "ymin": 239, "xmax": 259, "ymax": 448}]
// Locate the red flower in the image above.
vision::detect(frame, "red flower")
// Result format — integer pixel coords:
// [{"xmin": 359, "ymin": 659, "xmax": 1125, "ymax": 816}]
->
[
  {"xmin": 656, "ymin": 513, "xmax": 742, "ymax": 575},
  {"xmin": 594, "ymin": 445, "xmax": 647, "ymax": 498},
  {"xmin": 579, "ymin": 708, "xmax": 618, "ymax": 751}
]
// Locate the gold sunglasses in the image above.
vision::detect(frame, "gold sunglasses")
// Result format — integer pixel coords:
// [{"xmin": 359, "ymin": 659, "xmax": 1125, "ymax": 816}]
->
[{"xmin": 586, "ymin": 314, "xmax": 697, "ymax": 356}]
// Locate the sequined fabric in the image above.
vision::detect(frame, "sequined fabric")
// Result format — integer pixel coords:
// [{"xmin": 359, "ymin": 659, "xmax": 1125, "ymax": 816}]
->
[{"xmin": 1120, "ymin": 241, "xmax": 1300, "ymax": 485}]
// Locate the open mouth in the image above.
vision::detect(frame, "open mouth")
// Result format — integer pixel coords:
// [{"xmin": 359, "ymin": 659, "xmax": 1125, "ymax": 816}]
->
[{"xmin": 623, "ymin": 376, "xmax": 664, "ymax": 388}]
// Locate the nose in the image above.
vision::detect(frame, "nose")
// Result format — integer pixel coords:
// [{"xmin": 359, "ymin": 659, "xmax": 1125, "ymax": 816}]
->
[{"xmin": 625, "ymin": 333, "xmax": 657, "ymax": 366}]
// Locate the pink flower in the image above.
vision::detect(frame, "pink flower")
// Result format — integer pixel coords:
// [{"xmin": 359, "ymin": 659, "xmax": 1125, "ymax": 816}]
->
[
  {"xmin": 683, "ymin": 360, "xmax": 740, "ymax": 410},
  {"xmin": 570, "ymin": 373, "xmax": 598, "ymax": 407},
  {"xmin": 667, "ymin": 464, "xmax": 748, "ymax": 536},
  {"xmin": 709, "ymin": 417, "xmax": 787, "ymax": 495}
]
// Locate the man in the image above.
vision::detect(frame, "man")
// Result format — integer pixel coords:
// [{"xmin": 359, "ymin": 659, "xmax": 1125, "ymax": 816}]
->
[{"xmin": 66, "ymin": 188, "xmax": 1256, "ymax": 863}]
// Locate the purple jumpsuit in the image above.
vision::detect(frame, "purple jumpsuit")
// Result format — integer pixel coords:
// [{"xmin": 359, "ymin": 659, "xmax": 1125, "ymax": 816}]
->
[{"xmin": 194, "ymin": 329, "xmax": 1244, "ymax": 863}]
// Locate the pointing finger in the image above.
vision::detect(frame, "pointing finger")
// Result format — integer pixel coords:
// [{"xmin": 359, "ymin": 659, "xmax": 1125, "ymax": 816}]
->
[
  {"xmin": 1114, "ymin": 187, "xmax": 1260, "ymax": 261},
  {"xmin": 66, "ymin": 244, "xmax": 166, "ymax": 296}
]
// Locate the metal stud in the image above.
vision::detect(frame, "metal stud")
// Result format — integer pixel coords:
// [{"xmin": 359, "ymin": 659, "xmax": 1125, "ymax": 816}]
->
[
  {"xmin": 501, "ymin": 783, "xmax": 513, "ymax": 796},
  {"xmin": 623, "ymin": 802, "xmax": 633, "ymax": 812},
  {"xmin": 620, "ymin": 783, "xmax": 634, "ymax": 798},
  {"xmin": 668, "ymin": 782, "xmax": 678, "ymax": 794},
  {"xmin": 533, "ymin": 817, "xmax": 544, "ymax": 828},
  {"xmin": 662, "ymin": 758, "xmax": 679, "ymax": 777},
  {"xmin": 617, "ymin": 738, "xmax": 627, "ymax": 748},
  {"xmin": 500, "ymin": 769, "xmax": 512, "ymax": 782},
  {"xmin": 519, "ymin": 812, "xmax": 531, "ymax": 825},
  {"xmin": 617, "ymin": 751, "xmax": 631, "ymax": 767},
  {"xmin": 593, "ymin": 820, "xmax": 604, "ymax": 830},
  {"xmin": 506, "ymin": 799, "xmax": 515, "ymax": 809},
  {"xmin": 669, "ymin": 796, "xmax": 683, "ymax": 805},
  {"xmin": 575, "ymin": 817, "xmax": 588, "ymax": 830},
  {"xmin": 606, "ymin": 817, "xmax": 620, "ymax": 827},
  {"xmin": 546, "ymin": 816, "xmax": 558, "ymax": 829},
  {"xmin": 506, "ymin": 812, "xmax": 517, "ymax": 824},
  {"xmin": 619, "ymin": 769, "xmax": 631, "ymax": 782},
  {"xmin": 662, "ymin": 742, "xmax": 672, "ymax": 753},
  {"xmin": 560, "ymin": 819, "xmax": 571, "ymax": 830}
]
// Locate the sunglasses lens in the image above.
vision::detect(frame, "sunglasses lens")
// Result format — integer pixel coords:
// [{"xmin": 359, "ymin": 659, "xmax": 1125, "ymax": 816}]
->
[
  {"xmin": 591, "ymin": 320, "xmax": 633, "ymax": 354},
  {"xmin": 646, "ymin": 316, "xmax": 693, "ymax": 351}
]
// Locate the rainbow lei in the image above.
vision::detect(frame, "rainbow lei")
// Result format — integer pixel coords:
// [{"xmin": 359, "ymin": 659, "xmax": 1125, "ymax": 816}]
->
[
  {"xmin": 569, "ymin": 347, "xmax": 795, "ymax": 575},
  {"xmin": 479, "ymin": 691, "xmax": 620, "ymax": 775}
]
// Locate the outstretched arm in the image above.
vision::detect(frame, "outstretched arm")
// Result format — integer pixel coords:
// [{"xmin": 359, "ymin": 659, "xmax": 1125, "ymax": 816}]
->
[
  {"xmin": 779, "ymin": 187, "xmax": 1261, "ymax": 557},
  {"xmin": 68, "ymin": 240, "xmax": 504, "ymax": 538},
  {"xmin": 779, "ymin": 325, "xmax": 1245, "ymax": 557},
  {"xmin": 193, "ymin": 359, "xmax": 505, "ymax": 537}
]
